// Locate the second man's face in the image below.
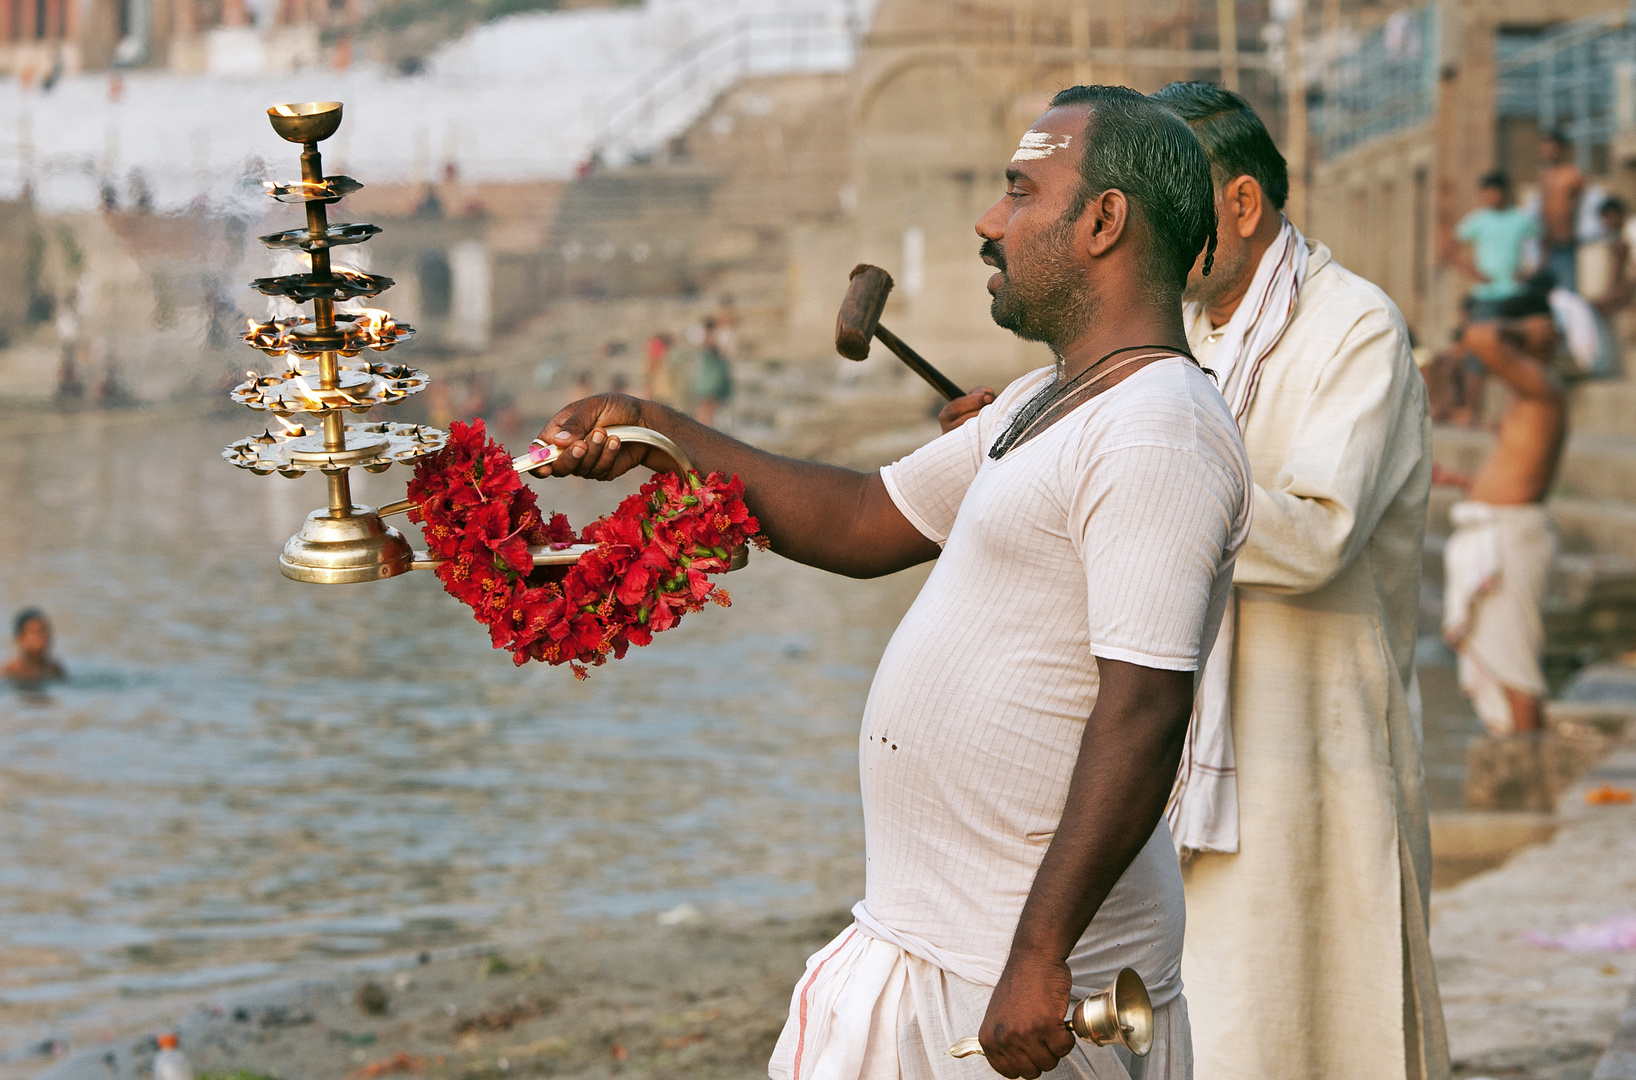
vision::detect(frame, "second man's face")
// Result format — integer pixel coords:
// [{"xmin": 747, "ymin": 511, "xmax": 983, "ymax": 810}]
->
[{"xmin": 1183, "ymin": 183, "xmax": 1252, "ymax": 308}]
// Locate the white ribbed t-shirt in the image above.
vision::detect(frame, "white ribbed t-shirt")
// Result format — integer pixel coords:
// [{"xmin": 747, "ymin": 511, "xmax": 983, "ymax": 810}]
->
[{"xmin": 859, "ymin": 357, "xmax": 1252, "ymax": 1008}]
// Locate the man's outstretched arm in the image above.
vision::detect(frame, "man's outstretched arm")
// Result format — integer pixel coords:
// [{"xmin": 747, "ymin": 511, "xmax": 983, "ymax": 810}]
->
[
  {"xmin": 536, "ymin": 394, "xmax": 941, "ymax": 578},
  {"xmin": 1460, "ymin": 321, "xmax": 1564, "ymax": 403},
  {"xmin": 977, "ymin": 658, "xmax": 1194, "ymax": 1080}
]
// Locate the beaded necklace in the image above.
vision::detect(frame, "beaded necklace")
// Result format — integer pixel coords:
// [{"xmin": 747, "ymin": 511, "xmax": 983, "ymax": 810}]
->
[{"xmin": 989, "ymin": 344, "xmax": 1198, "ymax": 460}]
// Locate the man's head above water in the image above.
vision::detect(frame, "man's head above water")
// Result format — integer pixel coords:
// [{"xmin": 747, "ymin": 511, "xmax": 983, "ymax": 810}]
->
[
  {"xmin": 1151, "ymin": 81, "xmax": 1289, "ymax": 315},
  {"xmin": 4, "ymin": 606, "xmax": 64, "ymax": 685},
  {"xmin": 975, "ymin": 85, "xmax": 1217, "ymax": 354},
  {"xmin": 13, "ymin": 608, "xmax": 50, "ymax": 659}
]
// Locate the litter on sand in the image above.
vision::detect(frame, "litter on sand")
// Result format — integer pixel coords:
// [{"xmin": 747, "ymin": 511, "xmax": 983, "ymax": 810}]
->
[{"xmin": 1526, "ymin": 913, "xmax": 1636, "ymax": 951}]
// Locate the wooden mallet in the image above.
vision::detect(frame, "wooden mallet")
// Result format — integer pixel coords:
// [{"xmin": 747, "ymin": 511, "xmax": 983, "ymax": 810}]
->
[{"xmin": 834, "ymin": 264, "xmax": 965, "ymax": 401}]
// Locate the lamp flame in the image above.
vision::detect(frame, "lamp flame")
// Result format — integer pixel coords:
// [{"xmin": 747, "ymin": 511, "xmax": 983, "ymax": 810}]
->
[
  {"xmin": 346, "ymin": 307, "xmax": 409, "ymax": 351},
  {"xmin": 264, "ymin": 178, "xmax": 335, "ymax": 199},
  {"xmin": 244, "ymin": 308, "xmax": 412, "ymax": 357}
]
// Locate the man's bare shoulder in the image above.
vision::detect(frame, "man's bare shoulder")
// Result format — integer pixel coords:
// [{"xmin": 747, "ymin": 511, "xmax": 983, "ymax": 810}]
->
[{"xmin": 1544, "ymin": 162, "xmax": 1586, "ymax": 189}]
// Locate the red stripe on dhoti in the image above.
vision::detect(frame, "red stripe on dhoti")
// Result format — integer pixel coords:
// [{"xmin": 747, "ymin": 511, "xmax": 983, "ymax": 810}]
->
[{"xmin": 792, "ymin": 925, "xmax": 859, "ymax": 1080}]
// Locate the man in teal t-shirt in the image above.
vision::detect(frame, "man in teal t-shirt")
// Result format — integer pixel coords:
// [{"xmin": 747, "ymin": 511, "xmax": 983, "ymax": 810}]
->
[{"xmin": 1452, "ymin": 171, "xmax": 1538, "ymax": 310}]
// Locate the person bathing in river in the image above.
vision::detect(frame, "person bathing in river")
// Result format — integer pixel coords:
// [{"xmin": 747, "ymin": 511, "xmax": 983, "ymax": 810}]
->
[
  {"xmin": 535, "ymin": 86, "xmax": 1250, "ymax": 1079},
  {"xmin": 1443, "ymin": 292, "xmax": 1568, "ymax": 737},
  {"xmin": 4, "ymin": 608, "xmax": 66, "ymax": 684}
]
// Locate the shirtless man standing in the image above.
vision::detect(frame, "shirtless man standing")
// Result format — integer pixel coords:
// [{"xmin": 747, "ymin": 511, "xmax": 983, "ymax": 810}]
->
[
  {"xmin": 1442, "ymin": 292, "xmax": 1568, "ymax": 735},
  {"xmin": 1537, "ymin": 131, "xmax": 1586, "ymax": 293}
]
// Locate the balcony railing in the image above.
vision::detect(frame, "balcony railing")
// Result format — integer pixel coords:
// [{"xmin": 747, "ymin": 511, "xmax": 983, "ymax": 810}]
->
[
  {"xmin": 592, "ymin": 10, "xmax": 861, "ymax": 168},
  {"xmin": 1310, "ymin": 4, "xmax": 1440, "ymax": 160}
]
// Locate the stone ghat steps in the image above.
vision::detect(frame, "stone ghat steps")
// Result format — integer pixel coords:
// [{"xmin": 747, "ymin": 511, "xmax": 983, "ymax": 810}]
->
[
  {"xmin": 537, "ymin": 72, "xmax": 852, "ymax": 346},
  {"xmin": 1563, "ymin": 378, "xmax": 1636, "ymax": 439},
  {"xmin": 1429, "ymin": 482, "xmax": 1636, "ymax": 564},
  {"xmin": 554, "ymin": 172, "xmax": 720, "ymax": 224}
]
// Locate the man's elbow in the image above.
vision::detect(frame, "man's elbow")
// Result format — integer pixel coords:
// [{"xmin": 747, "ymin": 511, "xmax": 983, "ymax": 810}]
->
[{"xmin": 1237, "ymin": 544, "xmax": 1357, "ymax": 595}]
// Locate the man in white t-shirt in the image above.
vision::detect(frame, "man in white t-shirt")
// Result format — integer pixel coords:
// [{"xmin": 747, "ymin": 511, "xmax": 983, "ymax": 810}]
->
[{"xmin": 535, "ymin": 86, "xmax": 1251, "ymax": 1080}]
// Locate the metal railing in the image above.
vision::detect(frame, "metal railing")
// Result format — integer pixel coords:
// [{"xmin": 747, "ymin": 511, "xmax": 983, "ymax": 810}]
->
[
  {"xmin": 1310, "ymin": 4, "xmax": 1440, "ymax": 160},
  {"xmin": 592, "ymin": 10, "xmax": 861, "ymax": 167},
  {"xmin": 1497, "ymin": 10, "xmax": 1633, "ymax": 175}
]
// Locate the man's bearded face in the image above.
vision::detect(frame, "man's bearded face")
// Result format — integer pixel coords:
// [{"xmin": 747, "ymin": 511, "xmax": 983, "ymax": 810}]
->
[{"xmin": 984, "ymin": 211, "xmax": 1095, "ymax": 349}]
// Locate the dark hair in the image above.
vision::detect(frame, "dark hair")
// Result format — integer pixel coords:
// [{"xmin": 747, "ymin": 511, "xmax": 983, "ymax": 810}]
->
[
  {"xmin": 1543, "ymin": 130, "xmax": 1569, "ymax": 147},
  {"xmin": 1497, "ymin": 291, "xmax": 1553, "ymax": 319},
  {"xmin": 1479, "ymin": 170, "xmax": 1510, "ymax": 191},
  {"xmin": 1150, "ymin": 81, "xmax": 1289, "ymax": 212},
  {"xmin": 1601, "ymin": 195, "xmax": 1627, "ymax": 217},
  {"xmin": 1495, "ymin": 268, "xmax": 1556, "ymax": 319},
  {"xmin": 13, "ymin": 608, "xmax": 46, "ymax": 637},
  {"xmin": 1047, "ymin": 85, "xmax": 1219, "ymax": 290}
]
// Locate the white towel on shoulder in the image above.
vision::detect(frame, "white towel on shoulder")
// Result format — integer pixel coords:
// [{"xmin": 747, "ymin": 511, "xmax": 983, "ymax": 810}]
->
[{"xmin": 1166, "ymin": 218, "xmax": 1308, "ymax": 856}]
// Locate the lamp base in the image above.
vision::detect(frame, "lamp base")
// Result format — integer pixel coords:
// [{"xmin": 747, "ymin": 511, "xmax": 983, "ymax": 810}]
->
[{"xmin": 280, "ymin": 505, "xmax": 412, "ymax": 584}]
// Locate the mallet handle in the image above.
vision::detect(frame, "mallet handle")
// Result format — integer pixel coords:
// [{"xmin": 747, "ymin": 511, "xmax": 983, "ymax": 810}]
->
[{"xmin": 874, "ymin": 323, "xmax": 965, "ymax": 402}]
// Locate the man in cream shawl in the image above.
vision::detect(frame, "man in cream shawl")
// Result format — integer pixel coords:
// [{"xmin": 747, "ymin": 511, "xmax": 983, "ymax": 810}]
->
[{"xmin": 1152, "ymin": 83, "xmax": 1447, "ymax": 1080}]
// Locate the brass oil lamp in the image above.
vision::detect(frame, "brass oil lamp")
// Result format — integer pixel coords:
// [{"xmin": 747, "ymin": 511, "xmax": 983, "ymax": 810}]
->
[{"xmin": 224, "ymin": 101, "xmax": 700, "ymax": 584}]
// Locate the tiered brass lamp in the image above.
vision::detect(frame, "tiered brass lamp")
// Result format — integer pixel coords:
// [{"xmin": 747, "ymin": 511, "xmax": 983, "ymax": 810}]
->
[{"xmin": 224, "ymin": 101, "xmax": 697, "ymax": 584}]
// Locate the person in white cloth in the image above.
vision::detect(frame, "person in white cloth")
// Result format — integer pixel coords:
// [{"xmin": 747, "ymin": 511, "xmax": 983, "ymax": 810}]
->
[
  {"xmin": 935, "ymin": 87, "xmax": 1449, "ymax": 1080},
  {"xmin": 534, "ymin": 86, "xmax": 1251, "ymax": 1080},
  {"xmin": 1151, "ymin": 83, "xmax": 1446, "ymax": 1080},
  {"xmin": 1442, "ymin": 292, "xmax": 1567, "ymax": 736}
]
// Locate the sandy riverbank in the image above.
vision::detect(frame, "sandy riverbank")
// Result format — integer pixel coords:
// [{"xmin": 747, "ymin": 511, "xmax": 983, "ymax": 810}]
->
[
  {"xmin": 1435, "ymin": 724, "xmax": 1636, "ymax": 1080},
  {"xmin": 38, "ymin": 909, "xmax": 856, "ymax": 1080},
  {"xmin": 26, "ymin": 782, "xmax": 1636, "ymax": 1080},
  {"xmin": 28, "ymin": 717, "xmax": 1636, "ymax": 1080}
]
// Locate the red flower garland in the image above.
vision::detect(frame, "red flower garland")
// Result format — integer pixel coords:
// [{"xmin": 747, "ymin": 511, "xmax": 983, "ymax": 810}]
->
[{"xmin": 407, "ymin": 419, "xmax": 765, "ymax": 677}]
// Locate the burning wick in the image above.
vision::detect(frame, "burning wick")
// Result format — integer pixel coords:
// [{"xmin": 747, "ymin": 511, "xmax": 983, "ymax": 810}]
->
[
  {"xmin": 274, "ymin": 415, "xmax": 306, "ymax": 437},
  {"xmin": 291, "ymin": 371, "xmax": 361, "ymax": 408},
  {"xmin": 264, "ymin": 178, "xmax": 332, "ymax": 198}
]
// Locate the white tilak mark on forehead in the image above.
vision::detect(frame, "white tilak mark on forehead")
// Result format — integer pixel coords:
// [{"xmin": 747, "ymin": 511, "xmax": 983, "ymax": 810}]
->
[{"xmin": 1011, "ymin": 130, "xmax": 1072, "ymax": 161}]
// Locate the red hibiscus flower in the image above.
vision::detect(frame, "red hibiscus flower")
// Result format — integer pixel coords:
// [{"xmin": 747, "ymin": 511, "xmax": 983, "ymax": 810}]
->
[{"xmin": 409, "ymin": 419, "xmax": 763, "ymax": 675}]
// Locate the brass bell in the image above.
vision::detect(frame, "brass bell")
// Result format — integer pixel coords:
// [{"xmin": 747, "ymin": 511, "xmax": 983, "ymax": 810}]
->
[{"xmin": 948, "ymin": 967, "xmax": 1154, "ymax": 1060}]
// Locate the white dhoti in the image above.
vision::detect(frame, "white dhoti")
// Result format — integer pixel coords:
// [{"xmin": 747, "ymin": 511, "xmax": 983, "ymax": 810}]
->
[
  {"xmin": 1442, "ymin": 500, "xmax": 1557, "ymax": 735},
  {"xmin": 766, "ymin": 361, "xmax": 1243, "ymax": 1080},
  {"xmin": 767, "ymin": 923, "xmax": 1193, "ymax": 1080}
]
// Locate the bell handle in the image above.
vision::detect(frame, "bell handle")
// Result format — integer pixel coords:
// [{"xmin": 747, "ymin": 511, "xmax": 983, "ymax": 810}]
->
[
  {"xmin": 410, "ymin": 541, "xmax": 747, "ymax": 573},
  {"xmin": 376, "ymin": 426, "xmax": 694, "ymax": 521},
  {"xmin": 410, "ymin": 543, "xmax": 599, "ymax": 571},
  {"xmin": 522, "ymin": 425, "xmax": 695, "ymax": 477},
  {"xmin": 947, "ymin": 967, "xmax": 1152, "ymax": 1060},
  {"xmin": 947, "ymin": 1023, "xmax": 1076, "ymax": 1060}
]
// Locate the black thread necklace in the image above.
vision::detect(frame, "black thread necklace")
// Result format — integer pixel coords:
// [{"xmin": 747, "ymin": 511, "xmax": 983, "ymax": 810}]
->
[{"xmin": 988, "ymin": 344, "xmax": 1198, "ymax": 460}]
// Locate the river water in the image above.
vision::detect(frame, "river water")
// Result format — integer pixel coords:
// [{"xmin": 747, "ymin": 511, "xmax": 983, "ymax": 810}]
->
[
  {"xmin": 0, "ymin": 407, "xmax": 931, "ymax": 1053},
  {"xmin": 0, "ymin": 405, "xmax": 1481, "ymax": 1056}
]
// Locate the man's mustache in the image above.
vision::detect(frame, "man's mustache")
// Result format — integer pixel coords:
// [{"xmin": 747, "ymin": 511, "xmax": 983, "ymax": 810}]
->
[{"xmin": 980, "ymin": 239, "xmax": 1007, "ymax": 274}]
